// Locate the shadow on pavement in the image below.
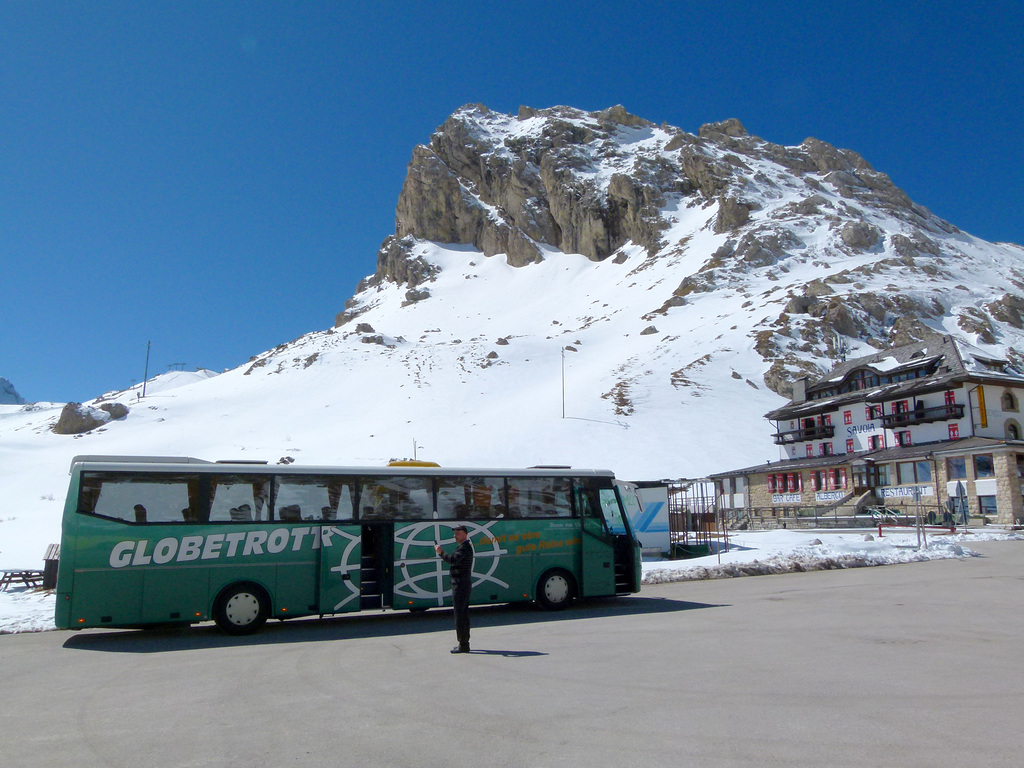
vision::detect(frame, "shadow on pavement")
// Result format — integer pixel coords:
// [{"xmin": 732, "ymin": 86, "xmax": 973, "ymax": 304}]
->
[{"xmin": 61, "ymin": 594, "xmax": 723, "ymax": 654}]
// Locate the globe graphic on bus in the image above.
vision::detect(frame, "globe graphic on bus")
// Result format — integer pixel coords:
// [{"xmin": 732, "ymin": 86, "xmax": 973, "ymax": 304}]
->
[{"xmin": 393, "ymin": 521, "xmax": 508, "ymax": 606}]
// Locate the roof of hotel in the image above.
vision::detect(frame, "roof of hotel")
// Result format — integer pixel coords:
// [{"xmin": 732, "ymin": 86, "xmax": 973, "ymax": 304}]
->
[{"xmin": 766, "ymin": 336, "xmax": 1023, "ymax": 421}]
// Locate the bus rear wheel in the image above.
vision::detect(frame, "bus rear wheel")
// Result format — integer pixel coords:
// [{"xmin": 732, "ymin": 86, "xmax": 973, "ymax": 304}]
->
[
  {"xmin": 213, "ymin": 583, "xmax": 270, "ymax": 635},
  {"xmin": 536, "ymin": 569, "xmax": 575, "ymax": 611}
]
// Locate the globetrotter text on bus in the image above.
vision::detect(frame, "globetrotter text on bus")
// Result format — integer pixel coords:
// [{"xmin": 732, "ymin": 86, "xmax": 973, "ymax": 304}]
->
[{"xmin": 109, "ymin": 526, "xmax": 339, "ymax": 568}]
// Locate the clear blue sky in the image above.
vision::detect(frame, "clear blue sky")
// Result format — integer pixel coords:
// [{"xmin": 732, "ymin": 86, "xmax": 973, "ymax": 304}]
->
[{"xmin": 2, "ymin": 1, "xmax": 1021, "ymax": 403}]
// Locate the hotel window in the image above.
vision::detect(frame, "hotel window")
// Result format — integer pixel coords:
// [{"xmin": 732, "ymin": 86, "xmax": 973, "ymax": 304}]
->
[
  {"xmin": 945, "ymin": 389, "xmax": 957, "ymax": 406},
  {"xmin": 1003, "ymin": 391, "xmax": 1018, "ymax": 412},
  {"xmin": 843, "ymin": 410, "xmax": 852, "ymax": 425},
  {"xmin": 832, "ymin": 469, "xmax": 848, "ymax": 490},
  {"xmin": 878, "ymin": 464, "xmax": 891, "ymax": 485},
  {"xmin": 890, "ymin": 461, "xmax": 932, "ymax": 484},
  {"xmin": 974, "ymin": 454, "xmax": 995, "ymax": 479},
  {"xmin": 846, "ymin": 438, "xmax": 855, "ymax": 454},
  {"xmin": 806, "ymin": 444, "xmax": 814, "ymax": 457},
  {"xmin": 819, "ymin": 443, "xmax": 833, "ymax": 456},
  {"xmin": 979, "ymin": 496, "xmax": 998, "ymax": 516},
  {"xmin": 868, "ymin": 435, "xmax": 884, "ymax": 450},
  {"xmin": 895, "ymin": 431, "xmax": 912, "ymax": 446},
  {"xmin": 897, "ymin": 460, "xmax": 931, "ymax": 485},
  {"xmin": 948, "ymin": 424, "xmax": 960, "ymax": 440},
  {"xmin": 947, "ymin": 457, "xmax": 967, "ymax": 480}
]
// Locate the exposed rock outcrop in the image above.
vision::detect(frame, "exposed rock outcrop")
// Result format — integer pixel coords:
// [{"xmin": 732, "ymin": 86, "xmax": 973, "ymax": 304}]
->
[
  {"xmin": 335, "ymin": 103, "xmax": 1024, "ymax": 397},
  {"xmin": 53, "ymin": 402, "xmax": 129, "ymax": 435}
]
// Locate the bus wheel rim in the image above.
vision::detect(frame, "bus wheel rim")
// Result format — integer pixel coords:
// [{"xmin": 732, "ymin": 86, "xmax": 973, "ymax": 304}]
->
[
  {"xmin": 544, "ymin": 575, "xmax": 569, "ymax": 603},
  {"xmin": 225, "ymin": 592, "xmax": 260, "ymax": 626}
]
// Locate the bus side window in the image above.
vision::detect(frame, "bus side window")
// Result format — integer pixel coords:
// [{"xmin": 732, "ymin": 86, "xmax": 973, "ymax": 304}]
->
[
  {"xmin": 80, "ymin": 475, "xmax": 103, "ymax": 515},
  {"xmin": 358, "ymin": 477, "xmax": 430, "ymax": 520},
  {"xmin": 436, "ymin": 477, "xmax": 504, "ymax": 519},
  {"xmin": 273, "ymin": 476, "xmax": 354, "ymax": 521},
  {"xmin": 575, "ymin": 487, "xmax": 599, "ymax": 518},
  {"xmin": 507, "ymin": 477, "xmax": 572, "ymax": 518},
  {"xmin": 210, "ymin": 475, "xmax": 270, "ymax": 522},
  {"xmin": 82, "ymin": 473, "xmax": 193, "ymax": 524}
]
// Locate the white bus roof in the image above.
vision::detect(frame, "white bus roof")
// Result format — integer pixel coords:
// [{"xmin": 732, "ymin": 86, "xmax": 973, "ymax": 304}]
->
[{"xmin": 69, "ymin": 455, "xmax": 615, "ymax": 478}]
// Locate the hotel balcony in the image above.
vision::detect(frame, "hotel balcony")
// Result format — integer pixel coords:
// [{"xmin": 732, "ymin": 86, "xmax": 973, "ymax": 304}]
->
[
  {"xmin": 772, "ymin": 424, "xmax": 835, "ymax": 445},
  {"xmin": 878, "ymin": 403, "xmax": 965, "ymax": 428}
]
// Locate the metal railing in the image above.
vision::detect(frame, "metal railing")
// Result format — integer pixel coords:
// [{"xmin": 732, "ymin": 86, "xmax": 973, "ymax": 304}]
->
[
  {"xmin": 772, "ymin": 424, "xmax": 835, "ymax": 445},
  {"xmin": 878, "ymin": 403, "xmax": 964, "ymax": 427}
]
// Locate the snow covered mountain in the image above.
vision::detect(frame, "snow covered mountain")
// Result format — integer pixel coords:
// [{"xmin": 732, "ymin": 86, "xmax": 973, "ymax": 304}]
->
[
  {"xmin": 1, "ymin": 103, "xmax": 1022, "ymax": 568},
  {"xmin": 0, "ymin": 377, "xmax": 26, "ymax": 405},
  {"xmin": 349, "ymin": 104, "xmax": 1024, "ymax": 393}
]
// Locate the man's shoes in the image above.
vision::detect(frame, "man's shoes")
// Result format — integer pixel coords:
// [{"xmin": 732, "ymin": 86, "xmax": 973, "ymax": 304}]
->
[{"xmin": 450, "ymin": 645, "xmax": 470, "ymax": 654}]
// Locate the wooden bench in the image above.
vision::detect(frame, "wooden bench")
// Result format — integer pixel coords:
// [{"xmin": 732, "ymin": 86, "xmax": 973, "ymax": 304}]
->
[{"xmin": 0, "ymin": 570, "xmax": 44, "ymax": 591}]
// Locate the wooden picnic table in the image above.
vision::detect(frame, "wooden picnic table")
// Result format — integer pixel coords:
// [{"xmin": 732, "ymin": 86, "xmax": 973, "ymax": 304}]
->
[{"xmin": 0, "ymin": 570, "xmax": 45, "ymax": 590}]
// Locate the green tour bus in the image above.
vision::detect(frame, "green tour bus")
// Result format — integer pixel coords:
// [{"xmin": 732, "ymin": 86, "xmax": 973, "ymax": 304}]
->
[{"xmin": 55, "ymin": 456, "xmax": 642, "ymax": 634}]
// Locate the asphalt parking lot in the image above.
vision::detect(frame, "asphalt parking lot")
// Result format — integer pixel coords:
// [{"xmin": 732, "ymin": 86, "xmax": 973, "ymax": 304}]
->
[{"xmin": 2, "ymin": 539, "xmax": 1021, "ymax": 768}]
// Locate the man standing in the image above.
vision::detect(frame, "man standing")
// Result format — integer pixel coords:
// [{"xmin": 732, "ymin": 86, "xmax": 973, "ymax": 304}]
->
[{"xmin": 435, "ymin": 524, "xmax": 474, "ymax": 653}]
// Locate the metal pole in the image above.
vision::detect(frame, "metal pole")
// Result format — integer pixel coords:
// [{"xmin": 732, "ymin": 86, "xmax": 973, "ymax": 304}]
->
[
  {"xmin": 561, "ymin": 347, "xmax": 566, "ymax": 419},
  {"xmin": 142, "ymin": 341, "xmax": 151, "ymax": 398}
]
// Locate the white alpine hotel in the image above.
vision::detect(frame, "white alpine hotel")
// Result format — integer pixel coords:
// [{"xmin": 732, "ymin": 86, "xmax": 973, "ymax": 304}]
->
[{"xmin": 713, "ymin": 337, "xmax": 1024, "ymax": 526}]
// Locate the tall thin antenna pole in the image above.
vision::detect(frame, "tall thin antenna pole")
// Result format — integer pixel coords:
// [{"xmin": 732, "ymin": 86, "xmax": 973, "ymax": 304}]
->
[
  {"xmin": 142, "ymin": 341, "xmax": 151, "ymax": 398},
  {"xmin": 561, "ymin": 347, "xmax": 565, "ymax": 419}
]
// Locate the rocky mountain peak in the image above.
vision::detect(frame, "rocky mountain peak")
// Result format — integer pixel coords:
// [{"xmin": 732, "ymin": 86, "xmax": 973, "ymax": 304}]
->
[
  {"xmin": 336, "ymin": 104, "xmax": 1024, "ymax": 399},
  {"xmin": 1, "ymin": 377, "xmax": 27, "ymax": 405}
]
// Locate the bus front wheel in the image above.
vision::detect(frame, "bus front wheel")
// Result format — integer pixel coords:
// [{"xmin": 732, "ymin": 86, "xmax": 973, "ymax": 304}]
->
[
  {"xmin": 536, "ymin": 569, "xmax": 575, "ymax": 611},
  {"xmin": 213, "ymin": 582, "xmax": 270, "ymax": 635}
]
